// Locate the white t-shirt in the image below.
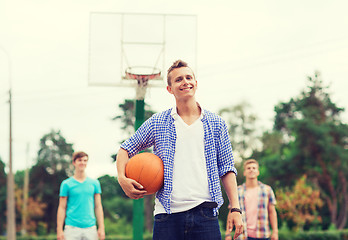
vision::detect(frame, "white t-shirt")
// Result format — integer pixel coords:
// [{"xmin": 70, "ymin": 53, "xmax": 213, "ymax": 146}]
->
[{"xmin": 154, "ymin": 107, "xmax": 212, "ymax": 215}]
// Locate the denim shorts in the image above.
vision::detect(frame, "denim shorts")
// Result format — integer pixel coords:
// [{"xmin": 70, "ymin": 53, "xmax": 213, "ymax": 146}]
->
[
  {"xmin": 153, "ymin": 203, "xmax": 221, "ymax": 240},
  {"xmin": 64, "ymin": 225, "xmax": 98, "ymax": 240}
]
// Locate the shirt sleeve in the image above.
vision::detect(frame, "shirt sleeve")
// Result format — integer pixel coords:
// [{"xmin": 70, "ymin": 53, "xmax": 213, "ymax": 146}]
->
[
  {"xmin": 120, "ymin": 117, "xmax": 155, "ymax": 158},
  {"xmin": 95, "ymin": 179, "xmax": 102, "ymax": 194},
  {"xmin": 269, "ymin": 186, "xmax": 277, "ymax": 205},
  {"xmin": 216, "ymin": 118, "xmax": 237, "ymax": 177},
  {"xmin": 59, "ymin": 180, "xmax": 68, "ymax": 197}
]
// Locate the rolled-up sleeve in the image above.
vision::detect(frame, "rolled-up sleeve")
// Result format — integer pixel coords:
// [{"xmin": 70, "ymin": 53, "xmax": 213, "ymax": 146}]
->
[
  {"xmin": 216, "ymin": 119, "xmax": 237, "ymax": 177},
  {"xmin": 120, "ymin": 117, "xmax": 155, "ymax": 158}
]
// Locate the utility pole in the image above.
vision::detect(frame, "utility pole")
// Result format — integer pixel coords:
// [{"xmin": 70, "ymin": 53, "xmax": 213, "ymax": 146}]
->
[
  {"xmin": 7, "ymin": 88, "xmax": 16, "ymax": 239},
  {"xmin": 21, "ymin": 143, "xmax": 30, "ymax": 236},
  {"xmin": 1, "ymin": 46, "xmax": 16, "ymax": 239}
]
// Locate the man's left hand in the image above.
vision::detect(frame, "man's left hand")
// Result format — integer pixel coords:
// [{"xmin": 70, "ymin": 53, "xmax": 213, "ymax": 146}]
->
[
  {"xmin": 226, "ymin": 211, "xmax": 243, "ymax": 239},
  {"xmin": 271, "ymin": 231, "xmax": 278, "ymax": 240},
  {"xmin": 98, "ymin": 228, "xmax": 105, "ymax": 240}
]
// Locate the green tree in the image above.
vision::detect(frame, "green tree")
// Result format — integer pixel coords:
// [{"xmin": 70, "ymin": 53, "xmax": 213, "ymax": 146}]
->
[
  {"xmin": 14, "ymin": 182, "xmax": 47, "ymax": 235},
  {"xmin": 98, "ymin": 174, "xmax": 127, "ymax": 200},
  {"xmin": 269, "ymin": 72, "xmax": 348, "ymax": 229},
  {"xmin": 276, "ymin": 175, "xmax": 324, "ymax": 231},
  {"xmin": 36, "ymin": 130, "xmax": 74, "ymax": 176},
  {"xmin": 253, "ymin": 130, "xmax": 297, "ymax": 188},
  {"xmin": 98, "ymin": 175, "xmax": 131, "ymax": 221},
  {"xmin": 112, "ymin": 99, "xmax": 156, "ymax": 141},
  {"xmin": 218, "ymin": 101, "xmax": 259, "ymax": 162},
  {"xmin": 0, "ymin": 158, "xmax": 6, "ymax": 235},
  {"xmin": 98, "ymin": 175, "xmax": 135, "ymax": 235},
  {"xmin": 30, "ymin": 130, "xmax": 74, "ymax": 234}
]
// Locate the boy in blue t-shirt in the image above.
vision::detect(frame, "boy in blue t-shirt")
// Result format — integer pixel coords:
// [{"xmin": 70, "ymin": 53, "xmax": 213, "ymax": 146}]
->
[{"xmin": 57, "ymin": 151, "xmax": 105, "ymax": 240}]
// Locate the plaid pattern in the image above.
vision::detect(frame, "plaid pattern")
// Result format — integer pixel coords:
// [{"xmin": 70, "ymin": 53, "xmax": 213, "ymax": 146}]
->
[
  {"xmin": 236, "ymin": 182, "xmax": 277, "ymax": 240},
  {"xmin": 120, "ymin": 108, "xmax": 237, "ymax": 215}
]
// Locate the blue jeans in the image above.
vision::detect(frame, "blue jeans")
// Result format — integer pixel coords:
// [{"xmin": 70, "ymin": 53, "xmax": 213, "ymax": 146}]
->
[{"xmin": 153, "ymin": 204, "xmax": 221, "ymax": 240}]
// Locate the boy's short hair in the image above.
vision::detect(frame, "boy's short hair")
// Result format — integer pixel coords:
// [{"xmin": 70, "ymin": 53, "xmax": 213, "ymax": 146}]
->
[
  {"xmin": 167, "ymin": 59, "xmax": 191, "ymax": 86},
  {"xmin": 243, "ymin": 159, "xmax": 259, "ymax": 170},
  {"xmin": 72, "ymin": 151, "xmax": 88, "ymax": 162}
]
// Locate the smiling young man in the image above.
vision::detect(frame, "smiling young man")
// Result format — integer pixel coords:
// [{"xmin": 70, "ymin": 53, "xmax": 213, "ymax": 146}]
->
[
  {"xmin": 116, "ymin": 60, "xmax": 243, "ymax": 239},
  {"xmin": 57, "ymin": 151, "xmax": 105, "ymax": 240},
  {"xmin": 226, "ymin": 159, "xmax": 278, "ymax": 240}
]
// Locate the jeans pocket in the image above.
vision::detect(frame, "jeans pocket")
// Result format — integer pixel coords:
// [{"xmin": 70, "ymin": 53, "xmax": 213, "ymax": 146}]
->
[
  {"xmin": 200, "ymin": 207, "xmax": 217, "ymax": 220},
  {"xmin": 154, "ymin": 213, "xmax": 170, "ymax": 222}
]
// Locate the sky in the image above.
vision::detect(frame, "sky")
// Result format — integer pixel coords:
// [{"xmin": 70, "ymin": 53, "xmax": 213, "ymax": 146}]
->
[{"xmin": 1, "ymin": 0, "xmax": 348, "ymax": 179}]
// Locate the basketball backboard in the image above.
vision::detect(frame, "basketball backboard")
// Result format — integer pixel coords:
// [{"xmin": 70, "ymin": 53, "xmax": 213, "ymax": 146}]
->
[{"xmin": 88, "ymin": 12, "xmax": 197, "ymax": 88}]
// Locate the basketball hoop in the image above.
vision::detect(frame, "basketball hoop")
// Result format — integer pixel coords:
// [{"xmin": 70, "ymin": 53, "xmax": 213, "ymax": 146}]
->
[{"xmin": 124, "ymin": 66, "xmax": 161, "ymax": 100}]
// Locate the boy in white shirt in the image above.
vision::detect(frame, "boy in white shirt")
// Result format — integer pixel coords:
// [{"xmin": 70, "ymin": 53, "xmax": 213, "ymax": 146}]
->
[{"xmin": 117, "ymin": 60, "xmax": 243, "ymax": 239}]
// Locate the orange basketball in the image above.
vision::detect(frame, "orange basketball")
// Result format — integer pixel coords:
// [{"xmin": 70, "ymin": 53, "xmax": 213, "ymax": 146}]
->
[{"xmin": 125, "ymin": 152, "xmax": 164, "ymax": 195}]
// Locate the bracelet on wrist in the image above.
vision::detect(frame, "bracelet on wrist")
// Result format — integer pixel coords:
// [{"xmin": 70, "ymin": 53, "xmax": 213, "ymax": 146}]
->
[{"xmin": 230, "ymin": 208, "xmax": 242, "ymax": 214}]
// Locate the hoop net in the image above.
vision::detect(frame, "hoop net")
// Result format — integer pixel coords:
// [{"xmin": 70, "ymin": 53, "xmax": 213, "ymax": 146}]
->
[{"xmin": 124, "ymin": 67, "xmax": 162, "ymax": 100}]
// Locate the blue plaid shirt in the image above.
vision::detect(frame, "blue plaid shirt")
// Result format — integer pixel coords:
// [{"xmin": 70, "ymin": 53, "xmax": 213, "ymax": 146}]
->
[{"xmin": 120, "ymin": 107, "xmax": 237, "ymax": 215}]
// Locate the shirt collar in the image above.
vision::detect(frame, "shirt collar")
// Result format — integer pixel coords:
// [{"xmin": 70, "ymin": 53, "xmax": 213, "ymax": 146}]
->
[{"xmin": 170, "ymin": 102, "xmax": 204, "ymax": 120}]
